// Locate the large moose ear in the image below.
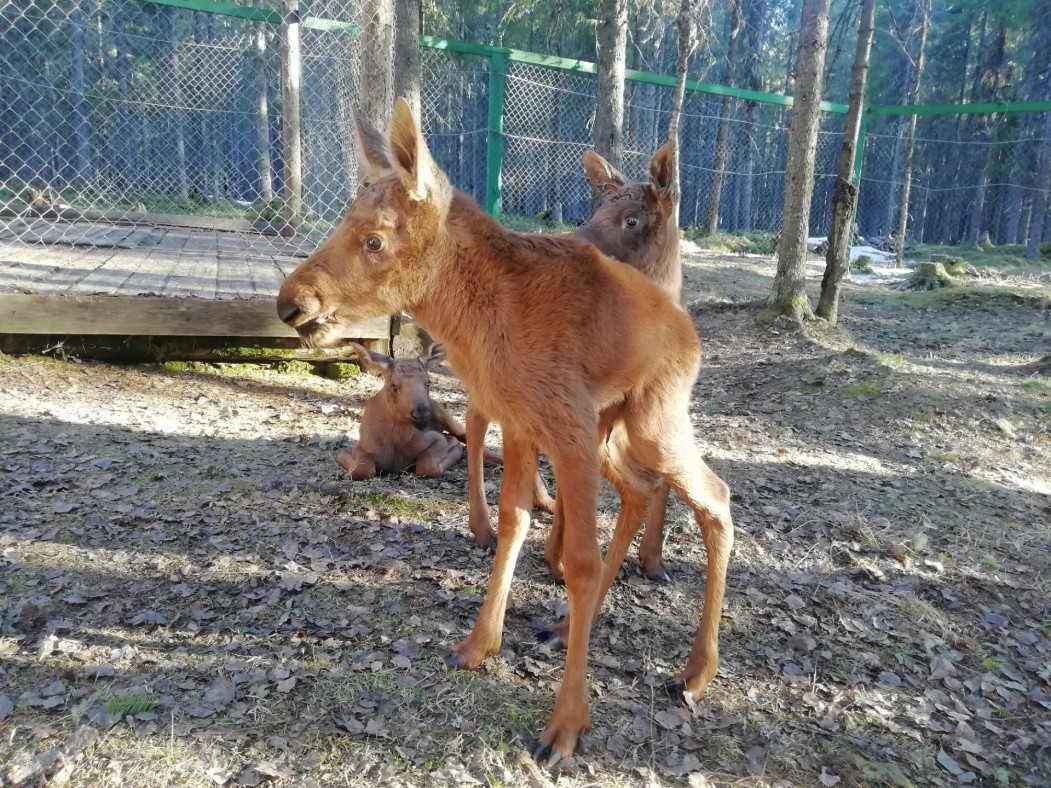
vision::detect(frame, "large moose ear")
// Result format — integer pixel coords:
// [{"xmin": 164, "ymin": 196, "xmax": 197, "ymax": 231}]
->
[
  {"xmin": 419, "ymin": 342, "xmax": 446, "ymax": 371},
  {"xmin": 353, "ymin": 108, "xmax": 395, "ymax": 185},
  {"xmin": 583, "ymin": 150, "xmax": 629, "ymax": 198},
  {"xmin": 349, "ymin": 342, "xmax": 392, "ymax": 378},
  {"xmin": 650, "ymin": 144, "xmax": 675, "ymax": 199},
  {"xmin": 388, "ymin": 97, "xmax": 440, "ymax": 201}
]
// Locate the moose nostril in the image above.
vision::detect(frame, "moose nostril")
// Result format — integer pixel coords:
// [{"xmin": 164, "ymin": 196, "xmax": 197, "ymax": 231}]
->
[{"xmin": 277, "ymin": 302, "xmax": 302, "ymax": 325}]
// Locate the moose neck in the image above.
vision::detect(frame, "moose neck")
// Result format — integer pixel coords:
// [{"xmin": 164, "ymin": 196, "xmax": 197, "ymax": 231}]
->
[{"xmin": 404, "ymin": 192, "xmax": 529, "ymax": 386}]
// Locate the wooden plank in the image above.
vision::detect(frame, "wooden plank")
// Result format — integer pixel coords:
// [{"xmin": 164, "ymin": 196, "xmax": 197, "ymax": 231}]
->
[
  {"xmin": 0, "ymin": 334, "xmax": 372, "ymax": 363},
  {"xmin": 251, "ymin": 257, "xmax": 289, "ymax": 298},
  {"xmin": 67, "ymin": 250, "xmax": 152, "ymax": 295},
  {"xmin": 0, "ymin": 293, "xmax": 391, "ymax": 339},
  {"xmin": 43, "ymin": 248, "xmax": 120, "ymax": 293},
  {"xmin": 118, "ymin": 228, "xmax": 190, "ymax": 295},
  {"xmin": 0, "ymin": 246, "xmax": 118, "ymax": 294},
  {"xmin": 0, "ymin": 243, "xmax": 82, "ymax": 289},
  {"xmin": 0, "ymin": 220, "xmax": 30, "ymax": 241},
  {"xmin": 164, "ymin": 233, "xmax": 218, "ymax": 298},
  {"xmin": 215, "ymin": 235, "xmax": 257, "ymax": 300}
]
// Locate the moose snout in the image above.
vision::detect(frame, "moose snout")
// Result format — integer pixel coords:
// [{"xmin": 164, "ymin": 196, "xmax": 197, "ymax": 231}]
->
[
  {"xmin": 276, "ymin": 284, "xmax": 322, "ymax": 328},
  {"xmin": 410, "ymin": 405, "xmax": 431, "ymax": 429}
]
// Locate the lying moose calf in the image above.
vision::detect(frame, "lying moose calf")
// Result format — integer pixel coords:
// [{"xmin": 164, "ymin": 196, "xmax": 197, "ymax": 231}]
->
[{"xmin": 336, "ymin": 342, "xmax": 489, "ymax": 479}]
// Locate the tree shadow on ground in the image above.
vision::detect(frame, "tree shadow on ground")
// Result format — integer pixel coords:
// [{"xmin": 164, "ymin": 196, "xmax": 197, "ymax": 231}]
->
[{"xmin": 3, "ymin": 408, "xmax": 1049, "ymax": 785}]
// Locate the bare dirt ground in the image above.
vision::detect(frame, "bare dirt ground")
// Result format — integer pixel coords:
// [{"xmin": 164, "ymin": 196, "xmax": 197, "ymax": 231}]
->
[{"xmin": 2, "ymin": 249, "xmax": 1049, "ymax": 787}]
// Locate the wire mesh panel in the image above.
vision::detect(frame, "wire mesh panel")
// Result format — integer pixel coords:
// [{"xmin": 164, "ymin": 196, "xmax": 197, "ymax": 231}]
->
[
  {"xmin": 2, "ymin": 3, "xmax": 1045, "ymax": 271},
  {"xmin": 672, "ymin": 94, "xmax": 795, "ymax": 233},
  {"xmin": 420, "ymin": 47, "xmax": 489, "ymax": 207},
  {"xmin": 0, "ymin": 0, "xmax": 392, "ymax": 258},
  {"xmin": 857, "ymin": 111, "xmax": 1049, "ymax": 246},
  {"xmin": 501, "ymin": 63, "xmax": 599, "ymax": 223},
  {"xmin": 499, "ymin": 61, "xmax": 845, "ymax": 237}
]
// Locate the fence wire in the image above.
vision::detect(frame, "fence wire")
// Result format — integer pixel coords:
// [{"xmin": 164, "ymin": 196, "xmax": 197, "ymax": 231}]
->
[
  {"xmin": 0, "ymin": 0, "xmax": 387, "ymax": 257},
  {"xmin": 420, "ymin": 47, "xmax": 489, "ymax": 207},
  {"xmin": 858, "ymin": 113, "xmax": 1050, "ymax": 246},
  {"xmin": 0, "ymin": 2, "xmax": 1047, "ymax": 268}
]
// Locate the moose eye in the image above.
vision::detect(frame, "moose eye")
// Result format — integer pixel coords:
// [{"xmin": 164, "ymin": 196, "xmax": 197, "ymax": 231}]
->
[
  {"xmin": 625, "ymin": 216, "xmax": 639, "ymax": 228},
  {"xmin": 390, "ymin": 384, "xmax": 399, "ymax": 394},
  {"xmin": 365, "ymin": 235, "xmax": 384, "ymax": 252}
]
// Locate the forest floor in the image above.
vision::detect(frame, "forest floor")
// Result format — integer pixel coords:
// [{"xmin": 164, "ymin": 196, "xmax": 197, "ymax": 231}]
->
[{"xmin": 1, "ymin": 247, "xmax": 1049, "ymax": 787}]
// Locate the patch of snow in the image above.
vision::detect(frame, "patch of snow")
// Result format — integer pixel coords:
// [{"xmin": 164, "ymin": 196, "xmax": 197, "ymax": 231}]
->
[
  {"xmin": 849, "ymin": 244, "xmax": 894, "ymax": 264},
  {"xmin": 851, "ymin": 262, "xmax": 911, "ymax": 284}
]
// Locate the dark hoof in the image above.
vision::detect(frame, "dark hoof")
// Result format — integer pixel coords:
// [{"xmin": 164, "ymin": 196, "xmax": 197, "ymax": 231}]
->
[
  {"xmin": 546, "ymin": 565, "xmax": 566, "ymax": 586},
  {"xmin": 532, "ymin": 620, "xmax": 562, "ymax": 646},
  {"xmin": 445, "ymin": 652, "xmax": 465, "ymax": 669},
  {"xmin": 663, "ymin": 677, "xmax": 688, "ymax": 702},
  {"xmin": 531, "ymin": 740, "xmax": 555, "ymax": 765},
  {"xmin": 477, "ymin": 534, "xmax": 497, "ymax": 551},
  {"xmin": 643, "ymin": 564, "xmax": 672, "ymax": 583}
]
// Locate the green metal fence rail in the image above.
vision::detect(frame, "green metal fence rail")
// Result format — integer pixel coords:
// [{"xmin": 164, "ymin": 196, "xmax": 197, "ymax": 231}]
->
[
  {"xmin": 133, "ymin": 2, "xmax": 1051, "ymax": 223},
  {"xmin": 3, "ymin": 0, "xmax": 1047, "ymax": 244}
]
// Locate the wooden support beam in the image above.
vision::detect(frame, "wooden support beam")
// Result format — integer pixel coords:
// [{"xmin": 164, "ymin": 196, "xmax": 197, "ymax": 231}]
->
[{"xmin": 0, "ymin": 294, "xmax": 389, "ymax": 339}]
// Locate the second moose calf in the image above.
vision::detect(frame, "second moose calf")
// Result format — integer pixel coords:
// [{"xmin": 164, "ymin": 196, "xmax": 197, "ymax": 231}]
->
[{"xmin": 336, "ymin": 342, "xmax": 480, "ymax": 480}]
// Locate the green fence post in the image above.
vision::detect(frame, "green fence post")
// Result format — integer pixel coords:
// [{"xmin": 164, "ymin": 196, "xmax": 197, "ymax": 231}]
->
[
  {"xmin": 852, "ymin": 108, "xmax": 869, "ymax": 186},
  {"xmin": 486, "ymin": 51, "xmax": 507, "ymax": 217}
]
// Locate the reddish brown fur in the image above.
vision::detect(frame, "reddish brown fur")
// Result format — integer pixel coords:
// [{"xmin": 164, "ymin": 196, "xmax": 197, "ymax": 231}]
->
[
  {"xmin": 276, "ymin": 99, "xmax": 734, "ymax": 762},
  {"xmin": 335, "ymin": 342, "xmax": 472, "ymax": 480},
  {"xmin": 467, "ymin": 147, "xmax": 683, "ymax": 585}
]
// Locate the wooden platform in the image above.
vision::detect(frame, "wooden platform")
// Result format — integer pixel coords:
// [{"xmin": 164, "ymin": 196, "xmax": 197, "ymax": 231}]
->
[{"xmin": 0, "ymin": 220, "xmax": 391, "ymax": 352}]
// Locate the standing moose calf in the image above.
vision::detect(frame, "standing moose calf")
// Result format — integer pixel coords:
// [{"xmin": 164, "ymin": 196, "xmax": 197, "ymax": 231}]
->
[
  {"xmin": 471, "ymin": 145, "xmax": 687, "ymax": 582},
  {"xmin": 277, "ymin": 99, "xmax": 733, "ymax": 763},
  {"xmin": 336, "ymin": 342, "xmax": 486, "ymax": 480}
]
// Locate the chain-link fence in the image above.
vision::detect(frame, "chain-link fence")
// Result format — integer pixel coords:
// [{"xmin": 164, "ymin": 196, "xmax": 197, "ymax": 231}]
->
[
  {"xmin": 1, "ymin": 2, "xmax": 1047, "ymax": 259},
  {"xmin": 857, "ymin": 112, "xmax": 1050, "ymax": 246},
  {"xmin": 0, "ymin": 0, "xmax": 385, "ymax": 255},
  {"xmin": 420, "ymin": 46, "xmax": 489, "ymax": 208}
]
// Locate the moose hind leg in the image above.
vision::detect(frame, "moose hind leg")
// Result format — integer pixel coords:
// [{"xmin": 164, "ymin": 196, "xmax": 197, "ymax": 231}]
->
[
  {"xmin": 537, "ymin": 469, "xmax": 655, "ymax": 646},
  {"xmin": 627, "ymin": 406, "xmax": 734, "ymax": 702},
  {"xmin": 638, "ymin": 481, "xmax": 672, "ymax": 582},
  {"xmin": 414, "ymin": 433, "xmax": 463, "ymax": 478},
  {"xmin": 465, "ymin": 406, "xmax": 497, "ymax": 549}
]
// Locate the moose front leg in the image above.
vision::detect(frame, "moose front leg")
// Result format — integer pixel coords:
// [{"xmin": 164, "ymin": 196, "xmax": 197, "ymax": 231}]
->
[
  {"xmin": 448, "ymin": 430, "xmax": 537, "ymax": 668},
  {"xmin": 335, "ymin": 445, "xmax": 378, "ymax": 480}
]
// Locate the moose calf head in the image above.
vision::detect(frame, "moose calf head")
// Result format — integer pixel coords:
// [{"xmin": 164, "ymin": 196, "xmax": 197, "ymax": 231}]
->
[
  {"xmin": 277, "ymin": 100, "xmax": 453, "ymax": 349},
  {"xmin": 579, "ymin": 145, "xmax": 679, "ymax": 290},
  {"xmin": 350, "ymin": 342, "xmax": 446, "ymax": 430}
]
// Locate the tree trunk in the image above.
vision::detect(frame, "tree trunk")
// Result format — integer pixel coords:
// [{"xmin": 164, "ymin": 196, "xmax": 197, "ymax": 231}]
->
[
  {"xmin": 280, "ymin": 0, "xmax": 303, "ymax": 233},
  {"xmin": 894, "ymin": 0, "xmax": 930, "ymax": 267},
  {"xmin": 816, "ymin": 0, "xmax": 874, "ymax": 325},
  {"xmin": 703, "ymin": 0, "xmax": 741, "ymax": 234},
  {"xmin": 70, "ymin": 0, "xmax": 92, "ymax": 184},
  {"xmin": 393, "ymin": 0, "xmax": 422, "ymax": 117},
  {"xmin": 666, "ymin": 0, "xmax": 697, "ymax": 225},
  {"xmin": 253, "ymin": 2, "xmax": 273, "ymax": 202},
  {"xmin": 966, "ymin": 25, "xmax": 1005, "ymax": 245},
  {"xmin": 162, "ymin": 6, "xmax": 189, "ymax": 199},
  {"xmin": 112, "ymin": 0, "xmax": 136, "ymax": 190},
  {"xmin": 766, "ymin": 0, "xmax": 831, "ymax": 320},
  {"xmin": 1027, "ymin": 112, "xmax": 1051, "ymax": 261},
  {"xmin": 737, "ymin": 0, "xmax": 766, "ymax": 233},
  {"xmin": 194, "ymin": 13, "xmax": 223, "ymax": 200},
  {"xmin": 592, "ymin": 0, "xmax": 628, "ymax": 192},
  {"xmin": 361, "ymin": 0, "xmax": 395, "ymax": 131}
]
